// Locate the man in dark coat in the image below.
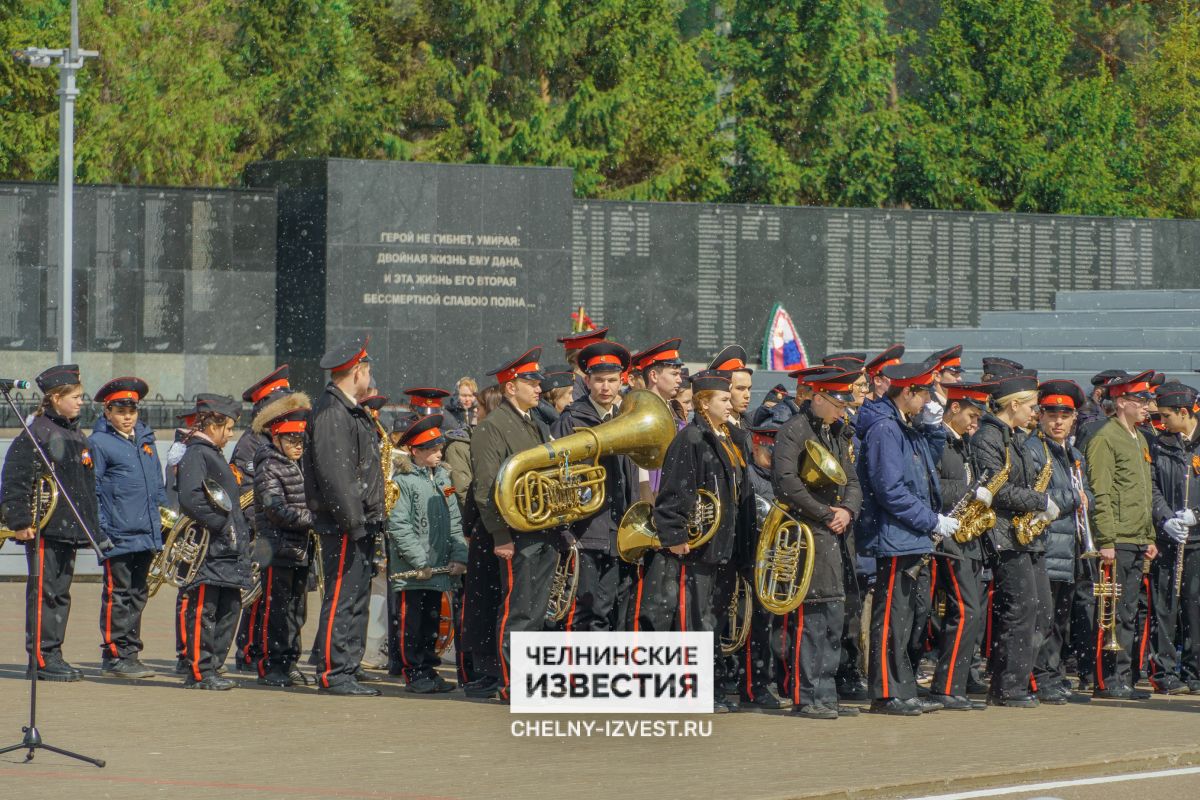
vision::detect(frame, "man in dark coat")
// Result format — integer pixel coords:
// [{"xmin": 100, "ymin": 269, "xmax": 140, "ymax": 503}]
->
[
  {"xmin": 1027, "ymin": 380, "xmax": 1094, "ymax": 703},
  {"xmin": 90, "ymin": 376, "xmax": 167, "ymax": 679},
  {"xmin": 1147, "ymin": 381, "xmax": 1200, "ymax": 694},
  {"xmin": 552, "ymin": 342, "xmax": 638, "ymax": 632},
  {"xmin": 855, "ymin": 363, "xmax": 950, "ymax": 716},
  {"xmin": 303, "ymin": 335, "xmax": 384, "ymax": 696},
  {"xmin": 772, "ymin": 370, "xmax": 863, "ymax": 719},
  {"xmin": 176, "ymin": 394, "xmax": 253, "ymax": 690},
  {"xmin": 469, "ymin": 347, "xmax": 553, "ymax": 702}
]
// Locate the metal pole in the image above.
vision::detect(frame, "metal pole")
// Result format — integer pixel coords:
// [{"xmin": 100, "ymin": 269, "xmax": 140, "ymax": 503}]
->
[{"xmin": 56, "ymin": 1, "xmax": 80, "ymax": 364}]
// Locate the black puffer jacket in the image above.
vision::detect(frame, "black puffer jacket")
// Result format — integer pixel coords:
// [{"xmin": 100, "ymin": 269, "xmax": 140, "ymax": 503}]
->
[
  {"xmin": 772, "ymin": 403, "xmax": 862, "ymax": 602},
  {"xmin": 653, "ymin": 414, "xmax": 754, "ymax": 566},
  {"xmin": 971, "ymin": 414, "xmax": 1051, "ymax": 554},
  {"xmin": 1151, "ymin": 427, "xmax": 1200, "ymax": 551},
  {"xmin": 176, "ymin": 436, "xmax": 253, "ymax": 590},
  {"xmin": 936, "ymin": 427, "xmax": 983, "ymax": 563},
  {"xmin": 253, "ymin": 443, "xmax": 314, "ymax": 567},
  {"xmin": 1, "ymin": 411, "xmax": 101, "ymax": 548},
  {"xmin": 1026, "ymin": 435, "xmax": 1092, "ymax": 581}
]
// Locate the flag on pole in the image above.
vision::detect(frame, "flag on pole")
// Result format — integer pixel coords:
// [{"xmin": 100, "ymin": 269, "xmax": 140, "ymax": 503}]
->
[
  {"xmin": 570, "ymin": 306, "xmax": 595, "ymax": 333},
  {"xmin": 761, "ymin": 304, "xmax": 807, "ymax": 372}
]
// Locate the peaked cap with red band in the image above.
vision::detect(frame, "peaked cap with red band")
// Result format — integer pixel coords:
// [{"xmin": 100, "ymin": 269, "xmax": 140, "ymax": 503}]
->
[
  {"xmin": 945, "ymin": 382, "xmax": 992, "ymax": 410},
  {"xmin": 1037, "ymin": 379, "xmax": 1085, "ymax": 411},
  {"xmin": 709, "ymin": 345, "xmax": 753, "ymax": 374},
  {"xmin": 557, "ymin": 327, "xmax": 609, "ymax": 352},
  {"xmin": 631, "ymin": 338, "xmax": 684, "ymax": 371},
  {"xmin": 578, "ymin": 341, "xmax": 631, "ymax": 374},
  {"xmin": 242, "ymin": 364, "xmax": 290, "ymax": 405},
  {"xmin": 404, "ymin": 387, "xmax": 450, "ymax": 413},
  {"xmin": 882, "ymin": 362, "xmax": 937, "ymax": 390},
  {"xmin": 866, "ymin": 345, "xmax": 905, "ymax": 378},
  {"xmin": 928, "ymin": 345, "xmax": 963, "ymax": 372},
  {"xmin": 807, "ymin": 369, "xmax": 861, "ymax": 403},
  {"xmin": 95, "ymin": 376, "xmax": 149, "ymax": 406},
  {"xmin": 252, "ymin": 391, "xmax": 311, "ymax": 436},
  {"xmin": 399, "ymin": 413, "xmax": 446, "ymax": 449},
  {"xmin": 319, "ymin": 334, "xmax": 371, "ymax": 372},
  {"xmin": 488, "ymin": 347, "xmax": 546, "ymax": 384},
  {"xmin": 1107, "ymin": 370, "xmax": 1156, "ymax": 400}
]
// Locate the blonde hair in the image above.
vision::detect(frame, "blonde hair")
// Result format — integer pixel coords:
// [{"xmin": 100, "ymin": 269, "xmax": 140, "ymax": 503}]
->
[
  {"xmin": 995, "ymin": 390, "xmax": 1037, "ymax": 413},
  {"xmin": 456, "ymin": 376, "xmax": 478, "ymax": 394}
]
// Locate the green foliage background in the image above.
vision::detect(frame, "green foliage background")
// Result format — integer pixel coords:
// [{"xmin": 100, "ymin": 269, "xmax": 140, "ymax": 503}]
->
[{"xmin": 2, "ymin": 0, "xmax": 1197, "ymax": 217}]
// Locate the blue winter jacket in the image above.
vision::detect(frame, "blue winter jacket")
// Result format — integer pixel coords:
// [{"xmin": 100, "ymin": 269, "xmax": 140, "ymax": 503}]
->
[
  {"xmin": 854, "ymin": 396, "xmax": 945, "ymax": 557},
  {"xmin": 89, "ymin": 417, "xmax": 167, "ymax": 559}
]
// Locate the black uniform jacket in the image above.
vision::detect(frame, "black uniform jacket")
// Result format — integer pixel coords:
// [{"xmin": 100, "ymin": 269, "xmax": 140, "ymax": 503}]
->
[
  {"xmin": 176, "ymin": 436, "xmax": 253, "ymax": 590},
  {"xmin": 1151, "ymin": 426, "xmax": 1200, "ymax": 551},
  {"xmin": 470, "ymin": 399, "xmax": 551, "ymax": 548},
  {"xmin": 552, "ymin": 397, "xmax": 637, "ymax": 554},
  {"xmin": 937, "ymin": 427, "xmax": 983, "ymax": 563},
  {"xmin": 1027, "ymin": 435, "xmax": 1093, "ymax": 581},
  {"xmin": 772, "ymin": 403, "xmax": 862, "ymax": 602},
  {"xmin": 1, "ymin": 411, "xmax": 101, "ymax": 547},
  {"xmin": 303, "ymin": 383, "xmax": 384, "ymax": 541},
  {"xmin": 653, "ymin": 414, "xmax": 753, "ymax": 566},
  {"xmin": 254, "ymin": 443, "xmax": 315, "ymax": 567},
  {"xmin": 971, "ymin": 414, "xmax": 1050, "ymax": 554}
]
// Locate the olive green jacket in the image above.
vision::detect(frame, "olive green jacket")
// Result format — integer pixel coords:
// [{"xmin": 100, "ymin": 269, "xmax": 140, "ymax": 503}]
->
[
  {"xmin": 469, "ymin": 399, "xmax": 550, "ymax": 547},
  {"xmin": 1084, "ymin": 419, "xmax": 1155, "ymax": 547}
]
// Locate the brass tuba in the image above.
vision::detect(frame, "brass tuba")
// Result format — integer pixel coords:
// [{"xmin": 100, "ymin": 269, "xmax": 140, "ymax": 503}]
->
[
  {"xmin": 495, "ymin": 390, "xmax": 676, "ymax": 533},
  {"xmin": 752, "ymin": 440, "xmax": 840, "ymax": 615},
  {"xmin": 616, "ymin": 489, "xmax": 721, "ymax": 564},
  {"xmin": 0, "ymin": 474, "xmax": 58, "ymax": 547}
]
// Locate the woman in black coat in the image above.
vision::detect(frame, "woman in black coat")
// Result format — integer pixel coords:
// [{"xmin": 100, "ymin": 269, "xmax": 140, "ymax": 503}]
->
[
  {"xmin": 1, "ymin": 364, "xmax": 101, "ymax": 681},
  {"xmin": 632, "ymin": 370, "xmax": 753, "ymax": 712},
  {"xmin": 175, "ymin": 394, "xmax": 253, "ymax": 690}
]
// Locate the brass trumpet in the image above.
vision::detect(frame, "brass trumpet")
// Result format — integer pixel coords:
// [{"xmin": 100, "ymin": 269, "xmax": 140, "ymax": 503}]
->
[
  {"xmin": 495, "ymin": 390, "xmax": 676, "ymax": 533},
  {"xmin": 616, "ymin": 488, "xmax": 721, "ymax": 563},
  {"xmin": 1095, "ymin": 561, "xmax": 1122, "ymax": 652}
]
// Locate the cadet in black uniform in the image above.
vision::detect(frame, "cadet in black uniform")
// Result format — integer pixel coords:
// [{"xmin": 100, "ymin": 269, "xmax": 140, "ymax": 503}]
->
[
  {"xmin": 251, "ymin": 391, "xmax": 315, "ymax": 687},
  {"xmin": 176, "ymin": 394, "xmax": 254, "ymax": 690},
  {"xmin": 304, "ymin": 335, "xmax": 385, "ymax": 696},
  {"xmin": 552, "ymin": 342, "xmax": 638, "ymax": 632},
  {"xmin": 772, "ymin": 370, "xmax": 863, "ymax": 719},
  {"xmin": 2, "ymin": 364, "xmax": 104, "ymax": 682}
]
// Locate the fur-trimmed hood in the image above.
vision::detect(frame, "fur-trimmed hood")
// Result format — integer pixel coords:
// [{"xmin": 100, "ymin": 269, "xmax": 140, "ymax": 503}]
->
[{"xmin": 252, "ymin": 391, "xmax": 311, "ymax": 434}]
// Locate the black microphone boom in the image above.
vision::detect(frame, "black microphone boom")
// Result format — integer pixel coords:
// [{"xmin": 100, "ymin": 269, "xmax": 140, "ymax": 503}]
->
[{"xmin": 0, "ymin": 378, "xmax": 30, "ymax": 391}]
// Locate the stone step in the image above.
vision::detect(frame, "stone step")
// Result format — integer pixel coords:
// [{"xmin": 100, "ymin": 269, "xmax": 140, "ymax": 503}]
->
[
  {"xmin": 1055, "ymin": 289, "xmax": 1200, "ymax": 311},
  {"xmin": 907, "ymin": 327, "xmax": 1200, "ymax": 351},
  {"xmin": 979, "ymin": 308, "xmax": 1200, "ymax": 329}
]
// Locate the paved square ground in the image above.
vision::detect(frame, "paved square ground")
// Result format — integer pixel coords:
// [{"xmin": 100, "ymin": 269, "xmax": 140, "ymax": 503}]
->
[{"xmin": 0, "ymin": 579, "xmax": 1197, "ymax": 799}]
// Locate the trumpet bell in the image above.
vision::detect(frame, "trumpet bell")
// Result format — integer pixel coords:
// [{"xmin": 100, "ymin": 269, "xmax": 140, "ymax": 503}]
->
[
  {"xmin": 800, "ymin": 440, "xmax": 847, "ymax": 488},
  {"xmin": 617, "ymin": 502, "xmax": 661, "ymax": 564}
]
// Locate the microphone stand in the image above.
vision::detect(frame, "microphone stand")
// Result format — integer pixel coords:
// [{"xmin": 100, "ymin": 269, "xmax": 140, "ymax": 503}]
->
[{"xmin": 0, "ymin": 384, "xmax": 106, "ymax": 767}]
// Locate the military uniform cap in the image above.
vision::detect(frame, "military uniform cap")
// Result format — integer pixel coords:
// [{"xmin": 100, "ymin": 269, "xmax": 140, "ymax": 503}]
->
[{"xmin": 95, "ymin": 376, "xmax": 149, "ymax": 406}]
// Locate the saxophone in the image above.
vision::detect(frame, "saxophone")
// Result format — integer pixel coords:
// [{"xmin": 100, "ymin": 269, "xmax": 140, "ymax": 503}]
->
[
  {"xmin": 1013, "ymin": 439, "xmax": 1054, "ymax": 546},
  {"xmin": 375, "ymin": 417, "xmax": 400, "ymax": 514},
  {"xmin": 953, "ymin": 447, "xmax": 1010, "ymax": 543}
]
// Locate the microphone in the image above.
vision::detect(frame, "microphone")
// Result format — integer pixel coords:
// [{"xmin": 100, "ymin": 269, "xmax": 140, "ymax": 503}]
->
[{"xmin": 0, "ymin": 378, "xmax": 30, "ymax": 391}]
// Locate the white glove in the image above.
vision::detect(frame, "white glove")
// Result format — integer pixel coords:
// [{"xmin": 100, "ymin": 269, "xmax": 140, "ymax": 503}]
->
[
  {"xmin": 918, "ymin": 400, "xmax": 944, "ymax": 427},
  {"xmin": 935, "ymin": 514, "xmax": 961, "ymax": 538},
  {"xmin": 974, "ymin": 485, "xmax": 993, "ymax": 508},
  {"xmin": 1176, "ymin": 508, "xmax": 1198, "ymax": 527},
  {"xmin": 1164, "ymin": 517, "xmax": 1190, "ymax": 543},
  {"xmin": 1045, "ymin": 497, "xmax": 1060, "ymax": 521}
]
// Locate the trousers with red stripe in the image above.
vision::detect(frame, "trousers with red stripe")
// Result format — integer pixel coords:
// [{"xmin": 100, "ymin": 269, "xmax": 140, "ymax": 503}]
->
[
  {"xmin": 869, "ymin": 554, "xmax": 922, "ymax": 701},
  {"xmin": 313, "ymin": 532, "xmax": 374, "ymax": 688},
  {"xmin": 392, "ymin": 588, "xmax": 443, "ymax": 682},
  {"xmin": 257, "ymin": 564, "xmax": 309, "ymax": 676},
  {"xmin": 931, "ymin": 555, "xmax": 984, "ymax": 697},
  {"xmin": 235, "ymin": 593, "xmax": 265, "ymax": 669},
  {"xmin": 497, "ymin": 533, "xmax": 558, "ymax": 698},
  {"xmin": 99, "ymin": 550, "xmax": 154, "ymax": 662},
  {"xmin": 989, "ymin": 550, "xmax": 1051, "ymax": 700},
  {"xmin": 24, "ymin": 538, "xmax": 77, "ymax": 667},
  {"xmin": 632, "ymin": 552, "xmax": 721, "ymax": 634},
  {"xmin": 1097, "ymin": 547, "xmax": 1150, "ymax": 690},
  {"xmin": 181, "ymin": 583, "xmax": 240, "ymax": 681},
  {"xmin": 781, "ymin": 599, "xmax": 844, "ymax": 708}
]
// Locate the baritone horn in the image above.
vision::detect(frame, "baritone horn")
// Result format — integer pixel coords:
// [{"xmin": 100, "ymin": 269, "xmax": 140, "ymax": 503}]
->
[
  {"xmin": 495, "ymin": 390, "xmax": 676, "ymax": 532},
  {"xmin": 616, "ymin": 488, "xmax": 721, "ymax": 564},
  {"xmin": 0, "ymin": 473, "xmax": 58, "ymax": 548},
  {"xmin": 147, "ymin": 479, "xmax": 237, "ymax": 598}
]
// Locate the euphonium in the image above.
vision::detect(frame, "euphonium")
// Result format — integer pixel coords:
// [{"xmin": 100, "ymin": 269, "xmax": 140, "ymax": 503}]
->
[
  {"xmin": 616, "ymin": 488, "xmax": 721, "ymax": 563},
  {"xmin": 1013, "ymin": 440, "xmax": 1054, "ymax": 546},
  {"xmin": 147, "ymin": 479, "xmax": 234, "ymax": 598},
  {"xmin": 496, "ymin": 390, "xmax": 676, "ymax": 533},
  {"xmin": 953, "ymin": 448, "xmax": 1009, "ymax": 543},
  {"xmin": 0, "ymin": 473, "xmax": 58, "ymax": 547},
  {"xmin": 751, "ymin": 440, "xmax": 838, "ymax": 615},
  {"xmin": 545, "ymin": 544, "xmax": 580, "ymax": 623}
]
